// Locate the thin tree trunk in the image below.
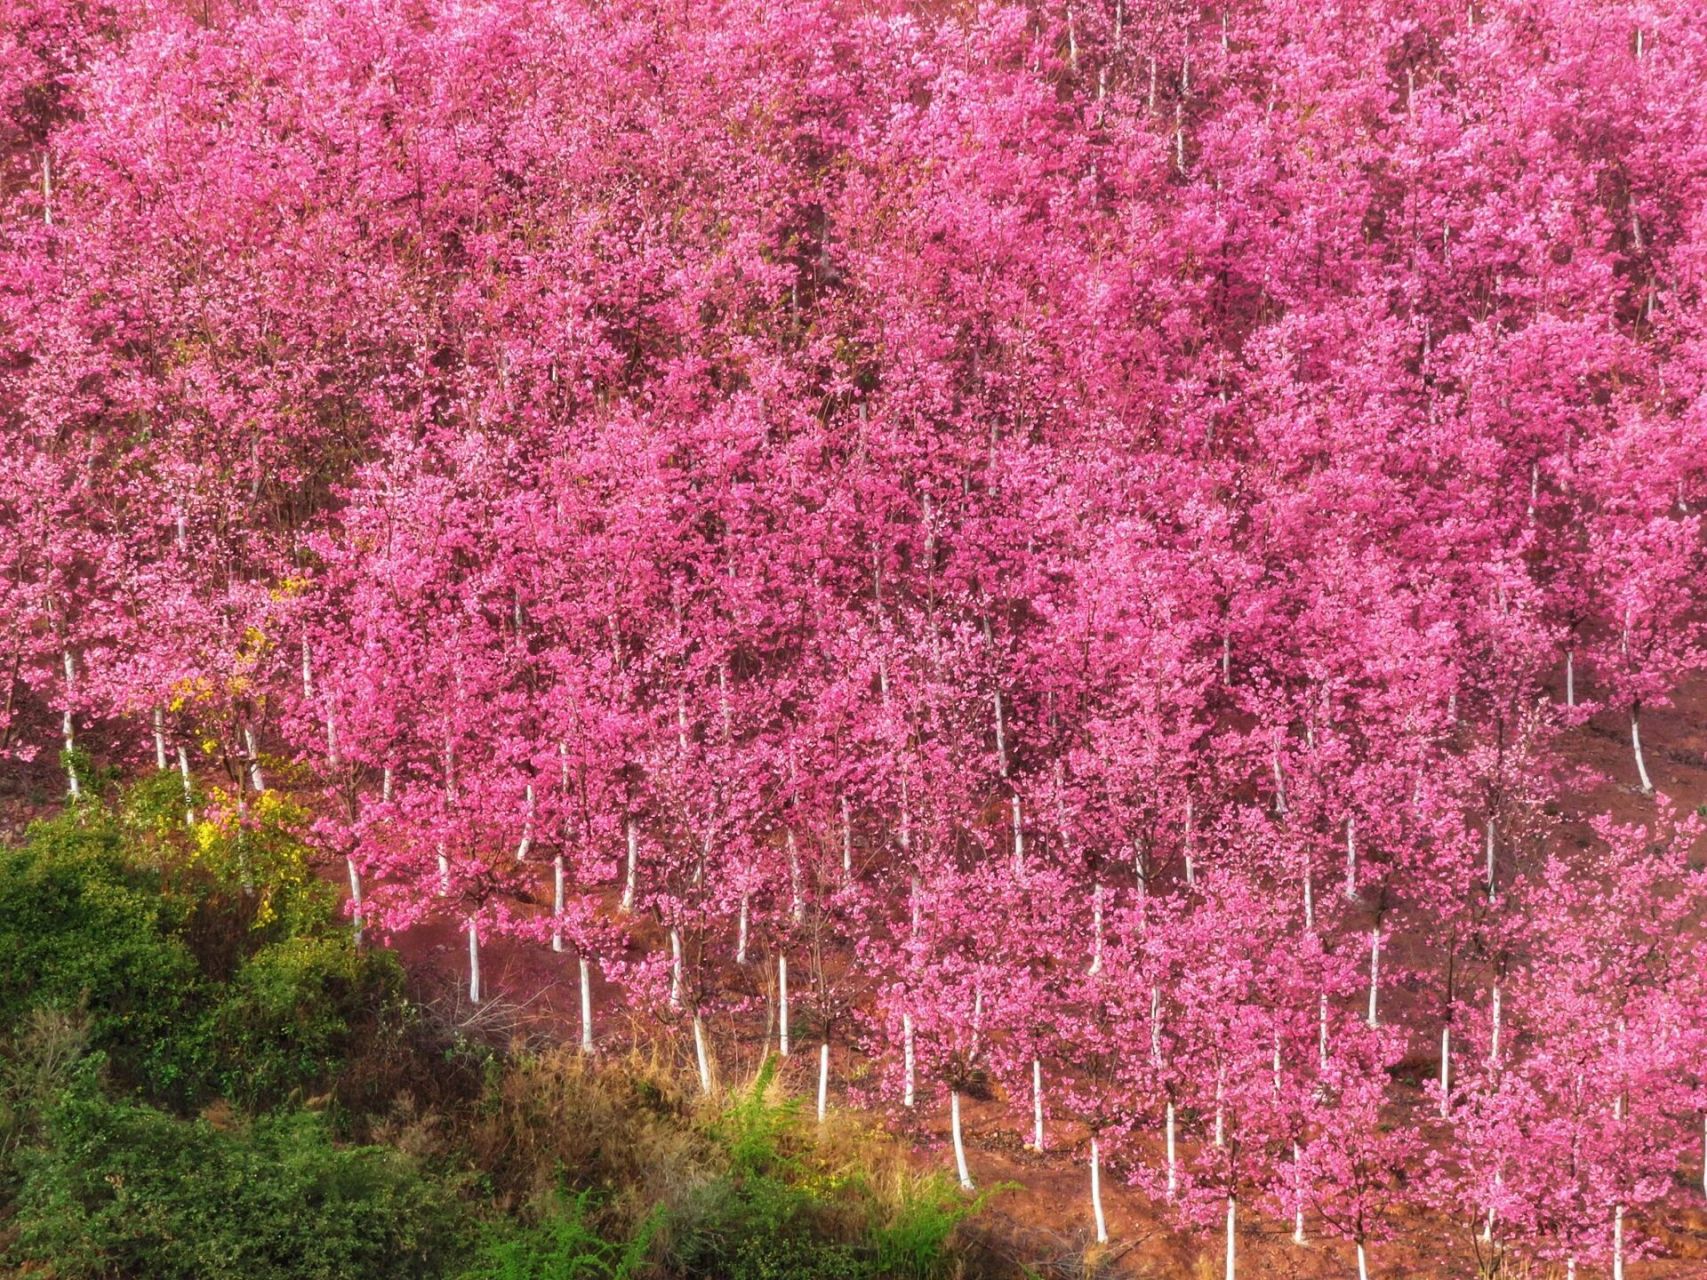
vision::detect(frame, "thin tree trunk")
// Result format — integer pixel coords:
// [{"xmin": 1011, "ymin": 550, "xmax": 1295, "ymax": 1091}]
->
[
  {"xmin": 1367, "ymin": 928, "xmax": 1381, "ymax": 1026},
  {"xmin": 1357, "ymin": 1241, "xmax": 1369, "ymax": 1280},
  {"xmin": 736, "ymin": 896, "xmax": 749, "ymax": 964},
  {"xmin": 1090, "ymin": 1135, "xmax": 1108, "ymax": 1243},
  {"xmin": 693, "ymin": 1015, "xmax": 713, "ymax": 1095},
  {"xmin": 1632, "ymin": 702, "xmax": 1654, "ymax": 794},
  {"xmin": 1439, "ymin": 1025, "xmax": 1451, "ymax": 1117},
  {"xmin": 1088, "ymin": 883, "xmax": 1104, "ymax": 974},
  {"xmin": 1491, "ymin": 985, "xmax": 1502, "ymax": 1064},
  {"xmin": 1345, "ymin": 814, "xmax": 1357, "ymax": 898},
  {"xmin": 841, "ymin": 797, "xmax": 852, "ymax": 877},
  {"xmin": 1292, "ymin": 1143, "xmax": 1306, "ymax": 1243},
  {"xmin": 579, "ymin": 955, "xmax": 595, "ymax": 1052},
  {"xmin": 552, "ymin": 855, "xmax": 564, "ymax": 952},
  {"xmin": 1032, "ymin": 1057, "xmax": 1045, "ymax": 1150},
  {"xmin": 1566, "ymin": 649, "xmax": 1575, "ymax": 707},
  {"xmin": 1318, "ymin": 992, "xmax": 1329, "ymax": 1069},
  {"xmin": 1011, "ymin": 794, "xmax": 1024, "ymax": 875},
  {"xmin": 817, "ymin": 1042, "xmax": 829, "ymax": 1122},
  {"xmin": 778, "ymin": 953, "xmax": 790, "ymax": 1056},
  {"xmin": 515, "ymin": 784, "xmax": 534, "ymax": 859},
  {"xmin": 951, "ymin": 1091, "xmax": 973, "ymax": 1189},
  {"xmin": 244, "ymin": 725, "xmax": 265, "ymax": 793},
  {"xmin": 61, "ymin": 650, "xmax": 78, "ymax": 800},
  {"xmin": 1224, "ymin": 1195, "xmax": 1237, "ymax": 1280},
  {"xmin": 177, "ymin": 745, "xmax": 195, "ymax": 825},
  {"xmin": 1165, "ymin": 1099, "xmax": 1178, "ymax": 1197},
  {"xmin": 153, "ymin": 707, "xmax": 168, "ymax": 771},
  {"xmin": 902, "ymin": 1012, "xmax": 915, "ymax": 1107},
  {"xmin": 788, "ymin": 829, "xmax": 803, "ymax": 923},
  {"xmin": 1613, "ymin": 1204, "xmax": 1624, "ymax": 1280},
  {"xmin": 467, "ymin": 918, "xmax": 481, "ymax": 1004},
  {"xmin": 669, "ymin": 929, "xmax": 683, "ymax": 1009},
  {"xmin": 620, "ymin": 818, "xmax": 638, "ymax": 912},
  {"xmin": 347, "ymin": 857, "xmax": 363, "ymax": 946}
]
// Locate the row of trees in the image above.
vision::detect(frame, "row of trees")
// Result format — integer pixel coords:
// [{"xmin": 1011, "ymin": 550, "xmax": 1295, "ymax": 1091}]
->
[{"xmin": 5, "ymin": 0, "xmax": 1707, "ymax": 1274}]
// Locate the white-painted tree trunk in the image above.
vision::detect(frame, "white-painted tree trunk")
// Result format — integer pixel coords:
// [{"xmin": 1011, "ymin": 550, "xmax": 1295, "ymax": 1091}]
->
[
  {"xmin": 993, "ymin": 690, "xmax": 1008, "ymax": 777},
  {"xmin": 1292, "ymin": 1143, "xmax": 1306, "ymax": 1243},
  {"xmin": 1490, "ymin": 985, "xmax": 1502, "ymax": 1064},
  {"xmin": 552, "ymin": 855, "xmax": 564, "ymax": 952},
  {"xmin": 1088, "ymin": 883, "xmax": 1104, "ymax": 974},
  {"xmin": 1303, "ymin": 863, "xmax": 1314, "ymax": 933},
  {"xmin": 1439, "ymin": 1025, "xmax": 1451, "ymax": 1117},
  {"xmin": 1485, "ymin": 818, "xmax": 1496, "ymax": 900},
  {"xmin": 1224, "ymin": 1195, "xmax": 1237, "ymax": 1280},
  {"xmin": 1367, "ymin": 928, "xmax": 1381, "ymax": 1026},
  {"xmin": 1165, "ymin": 1099, "xmax": 1178, "ymax": 1198},
  {"xmin": 1566, "ymin": 649, "xmax": 1575, "ymax": 707},
  {"xmin": 788, "ymin": 829, "xmax": 803, "ymax": 923},
  {"xmin": 579, "ymin": 956, "xmax": 595, "ymax": 1053},
  {"xmin": 1185, "ymin": 795, "xmax": 1196, "ymax": 886},
  {"xmin": 1357, "ymin": 1241, "xmax": 1369, "ymax": 1280},
  {"xmin": 778, "ymin": 953, "xmax": 790, "ymax": 1056},
  {"xmin": 177, "ymin": 744, "xmax": 195, "ymax": 825},
  {"xmin": 951, "ymin": 1091, "xmax": 973, "ymax": 1189},
  {"xmin": 1272, "ymin": 752, "xmax": 1287, "ymax": 817},
  {"xmin": 1214, "ymin": 1076, "xmax": 1225, "ymax": 1147},
  {"xmin": 515, "ymin": 784, "xmax": 534, "ymax": 859},
  {"xmin": 347, "ymin": 857, "xmax": 364, "ymax": 945},
  {"xmin": 61, "ymin": 651, "xmax": 78, "ymax": 800},
  {"xmin": 1151, "ymin": 986, "xmax": 1163, "ymax": 1067},
  {"xmin": 382, "ymin": 766, "xmax": 393, "ymax": 803},
  {"xmin": 1613, "ymin": 1203, "xmax": 1624, "ymax": 1280},
  {"xmin": 620, "ymin": 818, "xmax": 638, "ymax": 913},
  {"xmin": 301, "ymin": 638, "xmax": 313, "ymax": 699},
  {"xmin": 817, "ymin": 1042, "xmax": 830, "ymax": 1122},
  {"xmin": 841, "ymin": 797, "xmax": 853, "ymax": 877},
  {"xmin": 902, "ymin": 1012, "xmax": 915, "ymax": 1107},
  {"xmin": 467, "ymin": 917, "xmax": 481, "ymax": 1004},
  {"xmin": 1011, "ymin": 794, "xmax": 1024, "ymax": 875},
  {"xmin": 1345, "ymin": 815, "xmax": 1358, "ymax": 898},
  {"xmin": 1090, "ymin": 1135, "xmax": 1108, "ymax": 1243},
  {"xmin": 244, "ymin": 725, "xmax": 265, "ymax": 793},
  {"xmin": 693, "ymin": 1014, "xmax": 713, "ymax": 1095},
  {"xmin": 736, "ymin": 896, "xmax": 749, "ymax": 964},
  {"xmin": 1318, "ymin": 992, "xmax": 1329, "ymax": 1070},
  {"xmin": 153, "ymin": 707, "xmax": 168, "ymax": 771},
  {"xmin": 437, "ymin": 844, "xmax": 450, "ymax": 896},
  {"xmin": 669, "ymin": 929, "xmax": 683, "ymax": 1009},
  {"xmin": 1032, "ymin": 1057, "xmax": 1045, "ymax": 1150},
  {"xmin": 1632, "ymin": 704, "xmax": 1653, "ymax": 795}
]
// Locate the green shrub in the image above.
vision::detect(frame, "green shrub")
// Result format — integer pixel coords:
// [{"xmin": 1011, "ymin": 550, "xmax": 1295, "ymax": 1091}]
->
[
  {"xmin": 868, "ymin": 1175, "xmax": 980, "ymax": 1280},
  {"xmin": 214, "ymin": 933, "xmax": 404, "ymax": 1110},
  {"xmin": 7, "ymin": 1089, "xmax": 468, "ymax": 1280},
  {"xmin": 456, "ymin": 1189, "xmax": 659, "ymax": 1280},
  {"xmin": 0, "ymin": 812, "xmax": 212, "ymax": 1099}
]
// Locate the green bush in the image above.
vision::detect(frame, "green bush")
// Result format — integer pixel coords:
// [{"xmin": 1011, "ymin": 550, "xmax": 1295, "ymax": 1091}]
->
[
  {"xmin": 7, "ymin": 1089, "xmax": 468, "ymax": 1280},
  {"xmin": 456, "ymin": 1189, "xmax": 659, "ymax": 1280},
  {"xmin": 214, "ymin": 933, "xmax": 404, "ymax": 1110},
  {"xmin": 0, "ymin": 812, "xmax": 212, "ymax": 1099}
]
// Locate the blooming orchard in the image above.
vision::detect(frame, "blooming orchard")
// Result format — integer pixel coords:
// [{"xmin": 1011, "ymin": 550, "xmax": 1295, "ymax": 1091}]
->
[{"xmin": 4, "ymin": 0, "xmax": 1707, "ymax": 1274}]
